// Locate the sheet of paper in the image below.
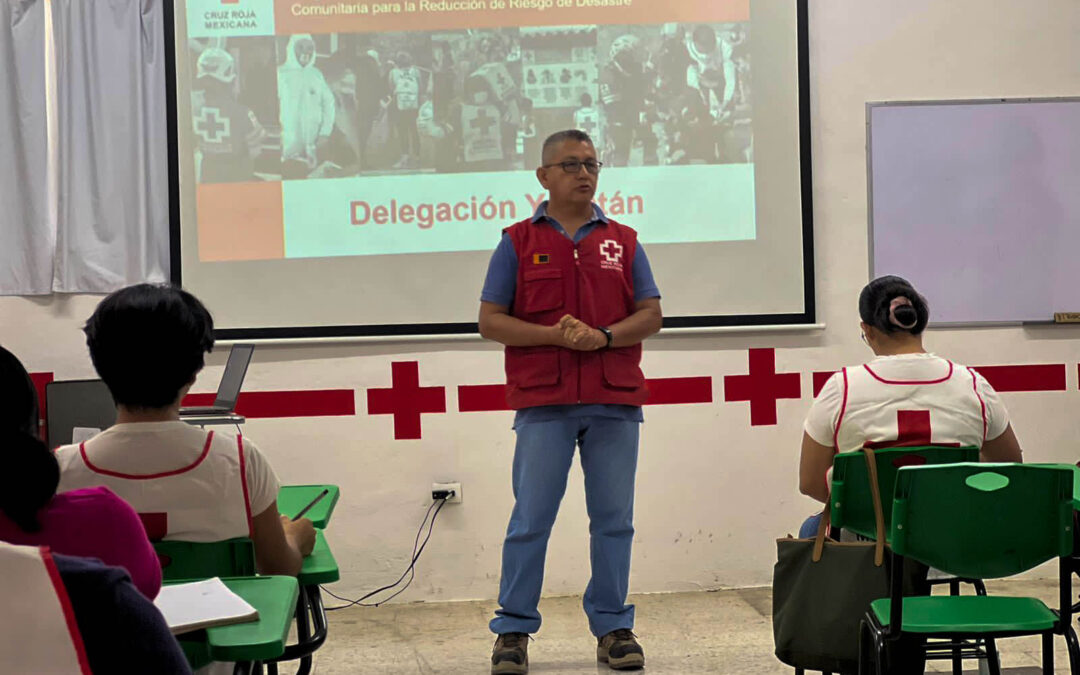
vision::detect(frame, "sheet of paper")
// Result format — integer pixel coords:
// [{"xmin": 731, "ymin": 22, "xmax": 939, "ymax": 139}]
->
[
  {"xmin": 154, "ymin": 577, "xmax": 259, "ymax": 635},
  {"xmin": 71, "ymin": 427, "xmax": 100, "ymax": 444}
]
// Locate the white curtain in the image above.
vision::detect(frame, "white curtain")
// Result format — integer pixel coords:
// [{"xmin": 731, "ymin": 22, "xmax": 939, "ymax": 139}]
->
[
  {"xmin": 0, "ymin": 0, "xmax": 50, "ymax": 294},
  {"xmin": 0, "ymin": 0, "xmax": 168, "ymax": 295},
  {"xmin": 50, "ymin": 0, "xmax": 169, "ymax": 292}
]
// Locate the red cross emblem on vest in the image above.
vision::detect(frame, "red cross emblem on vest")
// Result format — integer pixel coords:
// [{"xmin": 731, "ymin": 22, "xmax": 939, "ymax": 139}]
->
[{"xmin": 600, "ymin": 239, "xmax": 624, "ymax": 271}]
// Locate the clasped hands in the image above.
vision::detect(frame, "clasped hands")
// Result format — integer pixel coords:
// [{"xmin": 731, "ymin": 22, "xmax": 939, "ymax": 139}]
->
[{"xmin": 555, "ymin": 314, "xmax": 608, "ymax": 351}]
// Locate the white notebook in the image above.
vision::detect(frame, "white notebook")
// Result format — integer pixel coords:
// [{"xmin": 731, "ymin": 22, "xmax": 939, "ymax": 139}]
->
[{"xmin": 154, "ymin": 577, "xmax": 259, "ymax": 635}]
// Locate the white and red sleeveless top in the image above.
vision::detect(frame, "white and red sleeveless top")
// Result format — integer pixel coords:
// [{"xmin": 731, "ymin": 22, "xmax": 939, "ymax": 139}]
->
[
  {"xmin": 56, "ymin": 423, "xmax": 254, "ymax": 543},
  {"xmin": 0, "ymin": 542, "xmax": 91, "ymax": 674},
  {"xmin": 805, "ymin": 353, "xmax": 1010, "ymax": 454}
]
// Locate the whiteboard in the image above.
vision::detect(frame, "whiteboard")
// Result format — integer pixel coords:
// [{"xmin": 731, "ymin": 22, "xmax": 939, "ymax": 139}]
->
[{"xmin": 867, "ymin": 98, "xmax": 1080, "ymax": 324}]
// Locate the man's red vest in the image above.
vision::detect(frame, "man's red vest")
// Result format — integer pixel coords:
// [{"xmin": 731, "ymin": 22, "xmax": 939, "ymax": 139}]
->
[{"xmin": 504, "ymin": 217, "xmax": 649, "ymax": 409}]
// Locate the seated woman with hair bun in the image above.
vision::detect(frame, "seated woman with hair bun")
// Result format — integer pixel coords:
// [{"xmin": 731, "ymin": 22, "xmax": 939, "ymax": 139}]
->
[{"xmin": 797, "ymin": 276, "xmax": 1023, "ymax": 538}]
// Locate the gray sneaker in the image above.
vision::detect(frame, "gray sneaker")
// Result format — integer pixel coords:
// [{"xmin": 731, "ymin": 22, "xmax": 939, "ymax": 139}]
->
[
  {"xmin": 491, "ymin": 632, "xmax": 529, "ymax": 674},
  {"xmin": 597, "ymin": 629, "xmax": 645, "ymax": 670}
]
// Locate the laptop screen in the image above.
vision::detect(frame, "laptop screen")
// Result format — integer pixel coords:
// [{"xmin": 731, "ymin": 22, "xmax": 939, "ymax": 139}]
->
[{"xmin": 214, "ymin": 344, "xmax": 254, "ymax": 408}]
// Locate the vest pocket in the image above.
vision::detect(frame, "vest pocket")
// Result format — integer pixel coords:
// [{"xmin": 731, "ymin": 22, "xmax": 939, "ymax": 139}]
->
[
  {"xmin": 600, "ymin": 348, "xmax": 644, "ymax": 389},
  {"xmin": 511, "ymin": 347, "xmax": 561, "ymax": 389},
  {"xmin": 522, "ymin": 267, "xmax": 564, "ymax": 313}
]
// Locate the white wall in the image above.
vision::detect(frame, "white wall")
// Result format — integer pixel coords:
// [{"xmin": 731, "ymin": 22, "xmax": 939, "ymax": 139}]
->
[{"xmin": 3, "ymin": 0, "xmax": 1080, "ymax": 603}]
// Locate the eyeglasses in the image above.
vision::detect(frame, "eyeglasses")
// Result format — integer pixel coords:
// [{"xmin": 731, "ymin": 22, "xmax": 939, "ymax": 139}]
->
[{"xmin": 543, "ymin": 159, "xmax": 603, "ymax": 175}]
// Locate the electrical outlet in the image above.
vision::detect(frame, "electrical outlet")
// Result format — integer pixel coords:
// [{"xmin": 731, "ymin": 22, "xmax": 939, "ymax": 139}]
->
[{"xmin": 432, "ymin": 482, "xmax": 462, "ymax": 504}]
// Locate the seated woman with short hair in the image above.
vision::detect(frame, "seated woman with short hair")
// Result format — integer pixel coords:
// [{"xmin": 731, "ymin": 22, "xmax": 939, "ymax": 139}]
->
[
  {"xmin": 0, "ymin": 345, "xmax": 162, "ymax": 599},
  {"xmin": 798, "ymin": 276, "xmax": 1022, "ymax": 537},
  {"xmin": 54, "ymin": 284, "xmax": 316, "ymax": 574}
]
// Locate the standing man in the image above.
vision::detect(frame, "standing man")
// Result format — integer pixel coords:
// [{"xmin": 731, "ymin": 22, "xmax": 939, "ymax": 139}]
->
[{"xmin": 480, "ymin": 129, "xmax": 662, "ymax": 674}]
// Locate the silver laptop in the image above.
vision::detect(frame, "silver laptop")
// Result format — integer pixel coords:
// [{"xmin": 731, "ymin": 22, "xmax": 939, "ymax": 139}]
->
[{"xmin": 179, "ymin": 344, "xmax": 255, "ymax": 417}]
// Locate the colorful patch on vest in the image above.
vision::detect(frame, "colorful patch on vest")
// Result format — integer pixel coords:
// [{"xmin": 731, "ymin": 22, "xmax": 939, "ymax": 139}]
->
[
  {"xmin": 599, "ymin": 239, "xmax": 624, "ymax": 272},
  {"xmin": 533, "ymin": 253, "xmax": 550, "ymax": 264}
]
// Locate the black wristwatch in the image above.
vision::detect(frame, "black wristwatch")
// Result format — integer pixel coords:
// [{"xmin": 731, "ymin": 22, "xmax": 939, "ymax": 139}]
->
[{"xmin": 597, "ymin": 326, "xmax": 613, "ymax": 349}]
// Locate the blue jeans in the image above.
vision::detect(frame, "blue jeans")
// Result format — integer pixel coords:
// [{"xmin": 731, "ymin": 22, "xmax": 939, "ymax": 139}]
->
[
  {"xmin": 490, "ymin": 416, "xmax": 640, "ymax": 637},
  {"xmin": 799, "ymin": 511, "xmax": 824, "ymax": 539}
]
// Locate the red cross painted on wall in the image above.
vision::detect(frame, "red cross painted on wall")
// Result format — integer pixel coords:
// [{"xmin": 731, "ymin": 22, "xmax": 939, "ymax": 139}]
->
[
  {"xmin": 367, "ymin": 361, "xmax": 447, "ymax": 440},
  {"xmin": 863, "ymin": 410, "xmax": 960, "ymax": 449},
  {"xmin": 723, "ymin": 348, "xmax": 801, "ymax": 426}
]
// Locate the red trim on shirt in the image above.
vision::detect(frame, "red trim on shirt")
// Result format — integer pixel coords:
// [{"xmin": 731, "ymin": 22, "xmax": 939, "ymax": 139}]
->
[
  {"xmin": 79, "ymin": 431, "xmax": 215, "ymax": 480},
  {"xmin": 237, "ymin": 435, "xmax": 254, "ymax": 538},
  {"xmin": 969, "ymin": 367, "xmax": 988, "ymax": 443},
  {"xmin": 40, "ymin": 547, "xmax": 93, "ymax": 675},
  {"xmin": 863, "ymin": 360, "xmax": 954, "ymax": 385},
  {"xmin": 832, "ymin": 368, "xmax": 849, "ymax": 449}
]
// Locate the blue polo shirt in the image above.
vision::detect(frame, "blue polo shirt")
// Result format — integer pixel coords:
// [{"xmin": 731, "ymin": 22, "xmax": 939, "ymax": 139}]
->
[{"xmin": 480, "ymin": 201, "xmax": 660, "ymax": 427}]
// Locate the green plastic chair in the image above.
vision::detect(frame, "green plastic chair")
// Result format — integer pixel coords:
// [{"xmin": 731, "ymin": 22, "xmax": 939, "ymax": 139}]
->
[
  {"xmin": 830, "ymin": 445, "xmax": 978, "ymax": 540},
  {"xmin": 277, "ymin": 485, "xmax": 341, "ymax": 529},
  {"xmin": 265, "ymin": 530, "xmax": 339, "ymax": 675},
  {"xmin": 153, "ymin": 533, "xmax": 335, "ymax": 675},
  {"xmin": 153, "ymin": 538, "xmax": 258, "ymax": 671},
  {"xmin": 154, "ymin": 538, "xmax": 256, "ymax": 581},
  {"xmin": 859, "ymin": 463, "xmax": 1080, "ymax": 675},
  {"xmin": 831, "ymin": 446, "xmax": 996, "ymax": 673}
]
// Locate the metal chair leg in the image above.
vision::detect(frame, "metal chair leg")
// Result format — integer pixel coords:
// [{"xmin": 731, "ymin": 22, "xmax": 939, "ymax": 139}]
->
[
  {"xmin": 265, "ymin": 584, "xmax": 327, "ymax": 674},
  {"xmin": 949, "ymin": 580, "xmax": 962, "ymax": 674},
  {"xmin": 1064, "ymin": 624, "xmax": 1080, "ymax": 675},
  {"xmin": 985, "ymin": 637, "xmax": 1001, "ymax": 675},
  {"xmin": 858, "ymin": 619, "xmax": 871, "ymax": 675},
  {"xmin": 293, "ymin": 585, "xmax": 314, "ymax": 675},
  {"xmin": 1044, "ymin": 632, "xmax": 1055, "ymax": 674},
  {"xmin": 874, "ymin": 631, "xmax": 887, "ymax": 675}
]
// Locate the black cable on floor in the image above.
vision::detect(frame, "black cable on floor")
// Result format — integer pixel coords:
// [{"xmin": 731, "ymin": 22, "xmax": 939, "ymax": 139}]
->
[{"xmin": 323, "ymin": 497, "xmax": 447, "ymax": 610}]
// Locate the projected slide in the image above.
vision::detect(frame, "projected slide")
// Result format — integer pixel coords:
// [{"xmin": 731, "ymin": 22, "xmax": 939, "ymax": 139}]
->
[{"xmin": 181, "ymin": 0, "xmax": 755, "ymax": 262}]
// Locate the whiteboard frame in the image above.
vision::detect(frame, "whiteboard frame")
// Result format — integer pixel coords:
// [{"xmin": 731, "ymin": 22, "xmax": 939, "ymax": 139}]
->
[{"xmin": 865, "ymin": 96, "xmax": 1080, "ymax": 327}]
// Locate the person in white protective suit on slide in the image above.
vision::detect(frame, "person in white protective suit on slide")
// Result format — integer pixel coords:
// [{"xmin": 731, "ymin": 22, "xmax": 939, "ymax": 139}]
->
[{"xmin": 278, "ymin": 34, "xmax": 335, "ymax": 179}]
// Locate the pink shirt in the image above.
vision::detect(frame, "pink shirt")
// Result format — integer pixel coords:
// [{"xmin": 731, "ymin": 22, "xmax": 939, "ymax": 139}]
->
[{"xmin": 0, "ymin": 486, "xmax": 162, "ymax": 599}]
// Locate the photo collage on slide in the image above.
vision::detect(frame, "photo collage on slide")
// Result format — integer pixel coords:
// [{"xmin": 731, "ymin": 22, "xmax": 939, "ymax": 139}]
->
[{"xmin": 188, "ymin": 22, "xmax": 753, "ymax": 185}]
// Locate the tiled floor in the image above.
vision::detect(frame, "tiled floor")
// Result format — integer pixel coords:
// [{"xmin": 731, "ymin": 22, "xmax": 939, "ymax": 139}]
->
[{"xmin": 293, "ymin": 578, "xmax": 1078, "ymax": 674}]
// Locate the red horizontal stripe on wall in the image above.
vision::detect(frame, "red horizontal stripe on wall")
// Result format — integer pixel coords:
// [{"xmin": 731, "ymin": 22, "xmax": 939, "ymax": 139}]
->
[
  {"xmin": 645, "ymin": 377, "xmax": 713, "ymax": 405},
  {"xmin": 181, "ymin": 390, "xmax": 356, "ymax": 418},
  {"xmin": 458, "ymin": 385, "xmax": 511, "ymax": 412},
  {"xmin": 812, "ymin": 371, "xmax": 836, "ymax": 398},
  {"xmin": 29, "ymin": 372, "xmax": 54, "ymax": 438},
  {"xmin": 971, "ymin": 364, "xmax": 1066, "ymax": 392}
]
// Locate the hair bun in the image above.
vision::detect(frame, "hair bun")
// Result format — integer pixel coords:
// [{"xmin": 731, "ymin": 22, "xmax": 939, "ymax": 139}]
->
[{"xmin": 888, "ymin": 296, "xmax": 917, "ymax": 329}]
